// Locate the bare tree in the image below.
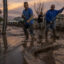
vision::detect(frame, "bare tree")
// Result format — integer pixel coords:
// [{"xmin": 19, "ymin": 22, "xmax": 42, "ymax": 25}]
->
[
  {"xmin": 33, "ymin": 1, "xmax": 46, "ymax": 31},
  {"xmin": 34, "ymin": 2, "xmax": 44, "ymax": 15},
  {"xmin": 2, "ymin": 0, "xmax": 8, "ymax": 34}
]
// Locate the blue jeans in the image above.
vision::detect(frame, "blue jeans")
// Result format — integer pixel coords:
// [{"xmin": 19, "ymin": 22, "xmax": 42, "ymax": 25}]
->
[
  {"xmin": 23, "ymin": 23, "xmax": 34, "ymax": 38},
  {"xmin": 46, "ymin": 22, "xmax": 56, "ymax": 31},
  {"xmin": 45, "ymin": 22, "xmax": 56, "ymax": 41}
]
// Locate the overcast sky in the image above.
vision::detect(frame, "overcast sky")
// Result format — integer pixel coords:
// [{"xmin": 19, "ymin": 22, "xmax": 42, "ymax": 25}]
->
[{"xmin": 0, "ymin": 0, "xmax": 64, "ymax": 18}]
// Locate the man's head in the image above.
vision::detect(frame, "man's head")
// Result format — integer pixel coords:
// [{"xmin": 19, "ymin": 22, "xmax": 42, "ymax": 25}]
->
[
  {"xmin": 24, "ymin": 2, "xmax": 29, "ymax": 10},
  {"xmin": 50, "ymin": 4, "xmax": 55, "ymax": 10}
]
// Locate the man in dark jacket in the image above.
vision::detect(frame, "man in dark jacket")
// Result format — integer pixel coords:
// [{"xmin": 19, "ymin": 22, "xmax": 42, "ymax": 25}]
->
[{"xmin": 38, "ymin": 12, "xmax": 43, "ymax": 30}]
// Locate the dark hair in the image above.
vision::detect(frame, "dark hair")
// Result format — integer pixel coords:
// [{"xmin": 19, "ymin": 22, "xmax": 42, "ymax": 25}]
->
[
  {"xmin": 24, "ymin": 2, "xmax": 28, "ymax": 4},
  {"xmin": 51, "ymin": 4, "xmax": 55, "ymax": 8}
]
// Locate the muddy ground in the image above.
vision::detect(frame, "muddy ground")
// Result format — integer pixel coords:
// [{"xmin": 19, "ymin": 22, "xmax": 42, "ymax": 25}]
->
[{"xmin": 0, "ymin": 25, "xmax": 64, "ymax": 64}]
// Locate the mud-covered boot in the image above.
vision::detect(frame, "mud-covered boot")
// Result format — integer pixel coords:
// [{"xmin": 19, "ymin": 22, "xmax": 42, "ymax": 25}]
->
[{"xmin": 22, "ymin": 35, "xmax": 29, "ymax": 48}]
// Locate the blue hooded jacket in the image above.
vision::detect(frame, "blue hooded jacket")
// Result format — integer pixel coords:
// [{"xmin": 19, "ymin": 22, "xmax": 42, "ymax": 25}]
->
[{"xmin": 45, "ymin": 8, "xmax": 64, "ymax": 23}]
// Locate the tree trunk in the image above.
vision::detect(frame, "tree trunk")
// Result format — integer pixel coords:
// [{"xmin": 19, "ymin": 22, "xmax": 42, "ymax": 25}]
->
[{"xmin": 2, "ymin": 0, "xmax": 8, "ymax": 34}]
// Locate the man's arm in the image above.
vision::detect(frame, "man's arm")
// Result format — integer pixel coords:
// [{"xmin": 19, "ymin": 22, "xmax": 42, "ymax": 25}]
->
[
  {"xmin": 22, "ymin": 10, "xmax": 25, "ymax": 19},
  {"xmin": 27, "ymin": 9, "xmax": 33, "ymax": 23},
  {"xmin": 57, "ymin": 7, "xmax": 64, "ymax": 13},
  {"xmin": 27, "ymin": 16, "xmax": 33, "ymax": 23},
  {"xmin": 22, "ymin": 14, "xmax": 25, "ymax": 19},
  {"xmin": 45, "ymin": 11, "xmax": 51, "ymax": 23}
]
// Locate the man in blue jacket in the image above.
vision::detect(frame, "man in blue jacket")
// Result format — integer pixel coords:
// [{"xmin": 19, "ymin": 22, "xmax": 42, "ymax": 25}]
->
[
  {"xmin": 22, "ymin": 2, "xmax": 34, "ymax": 41},
  {"xmin": 45, "ymin": 4, "xmax": 64, "ymax": 42}
]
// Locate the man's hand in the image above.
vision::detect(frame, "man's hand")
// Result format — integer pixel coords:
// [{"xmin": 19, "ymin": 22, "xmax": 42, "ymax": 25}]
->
[
  {"xmin": 27, "ymin": 16, "xmax": 33, "ymax": 23},
  {"xmin": 50, "ymin": 21, "xmax": 53, "ymax": 24},
  {"xmin": 27, "ymin": 20, "xmax": 30, "ymax": 23},
  {"xmin": 62, "ymin": 7, "xmax": 64, "ymax": 9}
]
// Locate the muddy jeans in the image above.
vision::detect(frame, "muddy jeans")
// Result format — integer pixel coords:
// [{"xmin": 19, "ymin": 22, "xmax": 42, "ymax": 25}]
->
[
  {"xmin": 23, "ymin": 23, "xmax": 34, "ymax": 39},
  {"xmin": 45, "ymin": 22, "xmax": 56, "ymax": 41}
]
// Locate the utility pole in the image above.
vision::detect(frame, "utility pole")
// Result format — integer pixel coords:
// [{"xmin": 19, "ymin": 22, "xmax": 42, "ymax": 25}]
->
[{"xmin": 2, "ymin": 0, "xmax": 8, "ymax": 34}]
